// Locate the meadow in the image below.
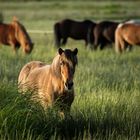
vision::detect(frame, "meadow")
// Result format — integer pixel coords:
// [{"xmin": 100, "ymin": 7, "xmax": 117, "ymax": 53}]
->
[{"xmin": 0, "ymin": 1, "xmax": 140, "ymax": 140}]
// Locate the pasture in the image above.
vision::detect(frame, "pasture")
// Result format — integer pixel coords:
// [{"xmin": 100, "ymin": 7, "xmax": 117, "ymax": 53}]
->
[{"xmin": 0, "ymin": 1, "xmax": 140, "ymax": 140}]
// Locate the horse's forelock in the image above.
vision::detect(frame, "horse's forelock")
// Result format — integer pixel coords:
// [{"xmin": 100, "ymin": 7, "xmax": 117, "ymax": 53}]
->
[
  {"xmin": 52, "ymin": 49, "xmax": 78, "ymax": 70},
  {"xmin": 62, "ymin": 50, "xmax": 78, "ymax": 66}
]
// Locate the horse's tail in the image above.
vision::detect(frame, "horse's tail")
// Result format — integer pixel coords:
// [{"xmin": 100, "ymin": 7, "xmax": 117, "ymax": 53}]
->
[
  {"xmin": 54, "ymin": 23, "xmax": 61, "ymax": 48},
  {"xmin": 87, "ymin": 24, "xmax": 95, "ymax": 48},
  {"xmin": 115, "ymin": 26, "xmax": 123, "ymax": 53}
]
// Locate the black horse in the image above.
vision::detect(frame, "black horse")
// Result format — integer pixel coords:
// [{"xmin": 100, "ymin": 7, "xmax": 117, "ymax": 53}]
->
[
  {"xmin": 54, "ymin": 19, "xmax": 96, "ymax": 47},
  {"xmin": 93, "ymin": 21, "xmax": 119, "ymax": 50}
]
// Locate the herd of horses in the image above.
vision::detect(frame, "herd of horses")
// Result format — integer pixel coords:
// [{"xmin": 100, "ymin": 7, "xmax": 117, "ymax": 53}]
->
[
  {"xmin": 54, "ymin": 18, "xmax": 140, "ymax": 53},
  {"xmin": 1, "ymin": 17, "xmax": 140, "ymax": 116},
  {"xmin": 1, "ymin": 17, "xmax": 140, "ymax": 54}
]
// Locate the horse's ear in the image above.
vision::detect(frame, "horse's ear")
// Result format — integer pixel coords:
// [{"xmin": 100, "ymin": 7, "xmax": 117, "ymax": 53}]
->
[
  {"xmin": 12, "ymin": 16, "xmax": 18, "ymax": 22},
  {"xmin": 58, "ymin": 48, "xmax": 64, "ymax": 55},
  {"xmin": 73, "ymin": 48, "xmax": 78, "ymax": 55}
]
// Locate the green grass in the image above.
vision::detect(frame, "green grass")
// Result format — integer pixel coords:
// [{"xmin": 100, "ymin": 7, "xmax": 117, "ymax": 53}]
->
[
  {"xmin": 1, "ymin": 1, "xmax": 140, "ymax": 30},
  {"xmin": 0, "ymin": 1, "xmax": 140, "ymax": 140},
  {"xmin": 0, "ymin": 44, "xmax": 140, "ymax": 140}
]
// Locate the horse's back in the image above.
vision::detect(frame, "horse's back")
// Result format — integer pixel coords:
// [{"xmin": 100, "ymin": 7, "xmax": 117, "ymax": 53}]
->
[
  {"xmin": 18, "ymin": 61, "xmax": 46, "ymax": 89},
  {"xmin": 95, "ymin": 21, "xmax": 118, "ymax": 35},
  {"xmin": 117, "ymin": 23, "xmax": 140, "ymax": 35},
  {"xmin": 94, "ymin": 21, "xmax": 119, "ymax": 45},
  {"xmin": 103, "ymin": 22, "xmax": 119, "ymax": 42},
  {"xmin": 56, "ymin": 19, "xmax": 94, "ymax": 38}
]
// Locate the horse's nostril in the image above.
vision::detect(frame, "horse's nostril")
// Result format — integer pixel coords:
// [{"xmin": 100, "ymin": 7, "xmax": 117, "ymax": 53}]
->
[
  {"xmin": 69, "ymin": 82, "xmax": 73, "ymax": 87},
  {"xmin": 65, "ymin": 82, "xmax": 73, "ymax": 90}
]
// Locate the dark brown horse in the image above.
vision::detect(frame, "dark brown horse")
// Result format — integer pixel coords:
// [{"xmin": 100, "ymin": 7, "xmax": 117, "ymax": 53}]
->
[
  {"xmin": 54, "ymin": 19, "xmax": 96, "ymax": 47},
  {"xmin": 18, "ymin": 48, "xmax": 78, "ymax": 116},
  {"xmin": 92, "ymin": 21, "xmax": 119, "ymax": 50},
  {"xmin": 0, "ymin": 17, "xmax": 34, "ymax": 54}
]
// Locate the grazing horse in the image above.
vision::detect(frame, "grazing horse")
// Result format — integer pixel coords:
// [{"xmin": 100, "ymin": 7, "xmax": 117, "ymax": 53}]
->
[
  {"xmin": 115, "ymin": 23, "xmax": 140, "ymax": 53},
  {"xmin": 54, "ymin": 19, "xmax": 96, "ymax": 47},
  {"xmin": 0, "ymin": 17, "xmax": 34, "ymax": 54},
  {"xmin": 93, "ymin": 21, "xmax": 119, "ymax": 50},
  {"xmin": 18, "ymin": 48, "xmax": 78, "ymax": 116}
]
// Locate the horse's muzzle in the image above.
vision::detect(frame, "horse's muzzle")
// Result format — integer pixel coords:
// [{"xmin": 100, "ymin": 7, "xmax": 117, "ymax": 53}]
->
[
  {"xmin": 25, "ymin": 45, "xmax": 34, "ymax": 54},
  {"xmin": 65, "ymin": 81, "xmax": 73, "ymax": 91}
]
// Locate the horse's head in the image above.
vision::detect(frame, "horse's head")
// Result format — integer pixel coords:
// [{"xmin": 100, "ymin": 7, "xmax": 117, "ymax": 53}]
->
[
  {"xmin": 12, "ymin": 17, "xmax": 34, "ymax": 54},
  {"xmin": 58, "ymin": 48, "xmax": 78, "ymax": 91}
]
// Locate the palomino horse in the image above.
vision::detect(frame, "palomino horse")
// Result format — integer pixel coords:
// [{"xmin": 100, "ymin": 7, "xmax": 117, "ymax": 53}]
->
[
  {"xmin": 54, "ymin": 19, "xmax": 96, "ymax": 48},
  {"xmin": 18, "ymin": 48, "xmax": 78, "ymax": 115},
  {"xmin": 115, "ymin": 22, "xmax": 140, "ymax": 53},
  {"xmin": 92, "ymin": 21, "xmax": 119, "ymax": 50},
  {"xmin": 0, "ymin": 17, "xmax": 34, "ymax": 54}
]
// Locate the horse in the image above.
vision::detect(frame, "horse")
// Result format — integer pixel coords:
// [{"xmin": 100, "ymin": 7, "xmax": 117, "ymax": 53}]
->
[
  {"xmin": 18, "ymin": 48, "xmax": 78, "ymax": 116},
  {"xmin": 54, "ymin": 19, "xmax": 96, "ymax": 48},
  {"xmin": 92, "ymin": 21, "xmax": 119, "ymax": 50},
  {"xmin": 115, "ymin": 22, "xmax": 140, "ymax": 53},
  {"xmin": 0, "ymin": 17, "xmax": 34, "ymax": 54}
]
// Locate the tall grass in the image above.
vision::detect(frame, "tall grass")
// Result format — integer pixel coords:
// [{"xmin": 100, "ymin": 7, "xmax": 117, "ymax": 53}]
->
[
  {"xmin": 0, "ymin": 43, "xmax": 140, "ymax": 139},
  {"xmin": 0, "ymin": 1, "xmax": 140, "ymax": 139}
]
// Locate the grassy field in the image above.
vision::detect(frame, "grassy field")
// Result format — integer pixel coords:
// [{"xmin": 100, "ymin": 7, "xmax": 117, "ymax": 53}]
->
[{"xmin": 0, "ymin": 1, "xmax": 140, "ymax": 140}]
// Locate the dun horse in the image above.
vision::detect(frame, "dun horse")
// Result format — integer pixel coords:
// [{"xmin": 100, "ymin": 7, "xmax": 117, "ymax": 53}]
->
[
  {"xmin": 0, "ymin": 17, "xmax": 34, "ymax": 54},
  {"xmin": 93, "ymin": 21, "xmax": 119, "ymax": 50},
  {"xmin": 54, "ymin": 19, "xmax": 96, "ymax": 47},
  {"xmin": 18, "ymin": 48, "xmax": 78, "ymax": 116},
  {"xmin": 115, "ymin": 22, "xmax": 140, "ymax": 53}
]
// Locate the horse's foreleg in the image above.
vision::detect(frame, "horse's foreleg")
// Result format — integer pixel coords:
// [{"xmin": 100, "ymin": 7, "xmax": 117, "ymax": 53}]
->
[{"xmin": 10, "ymin": 42, "xmax": 18, "ymax": 55}]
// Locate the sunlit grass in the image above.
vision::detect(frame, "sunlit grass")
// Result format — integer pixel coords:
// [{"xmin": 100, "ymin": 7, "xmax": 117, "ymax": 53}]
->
[
  {"xmin": 0, "ymin": 1, "xmax": 140, "ymax": 139},
  {"xmin": 0, "ymin": 43, "xmax": 140, "ymax": 139}
]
